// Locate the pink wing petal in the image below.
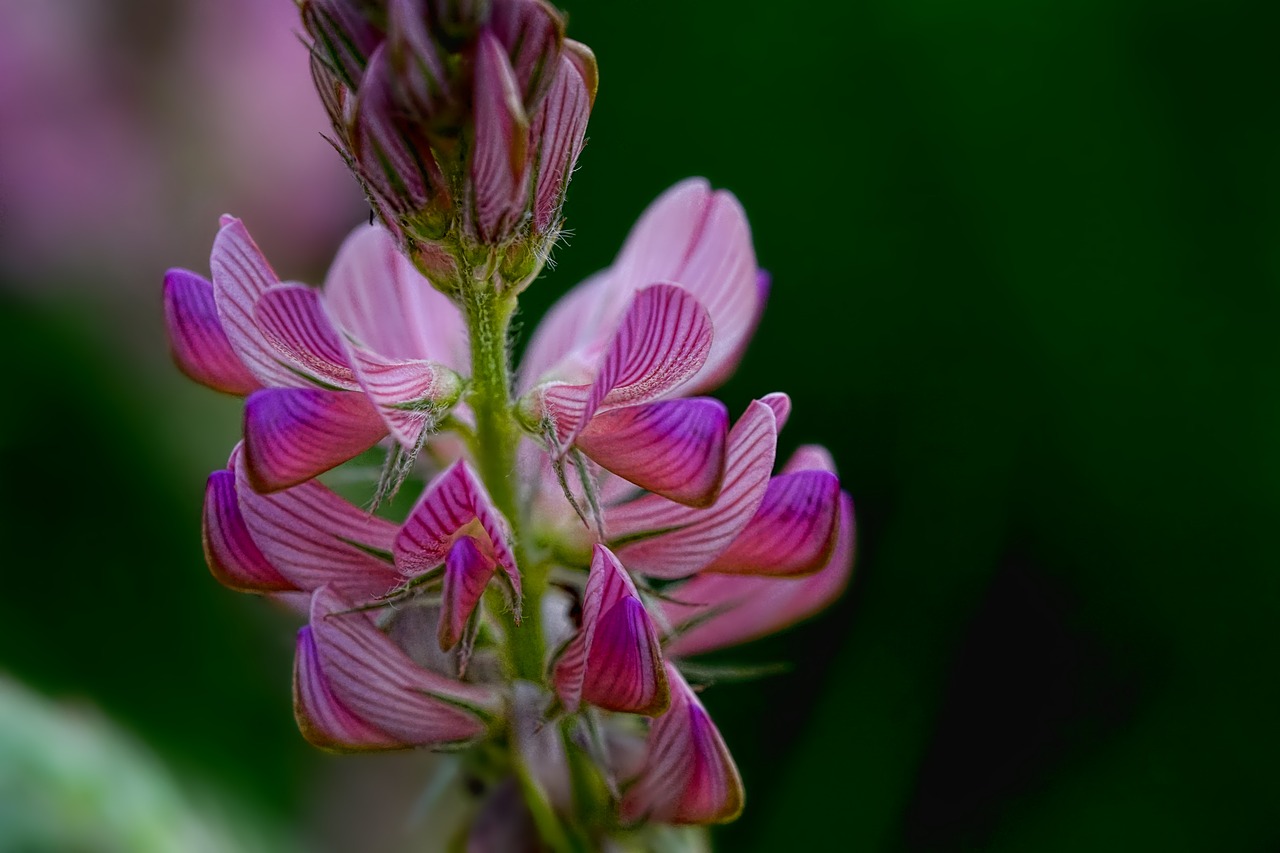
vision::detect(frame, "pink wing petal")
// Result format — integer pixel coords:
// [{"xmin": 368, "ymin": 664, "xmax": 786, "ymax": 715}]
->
[
  {"xmin": 293, "ymin": 625, "xmax": 402, "ymax": 752},
  {"xmin": 344, "ymin": 345, "xmax": 462, "ymax": 448},
  {"xmin": 438, "ymin": 536, "xmax": 497, "ymax": 651},
  {"xmin": 209, "ymin": 216, "xmax": 303, "ymax": 387},
  {"xmin": 759, "ymin": 391, "xmax": 791, "ymax": 432},
  {"xmin": 703, "ymin": 469, "xmax": 841, "ymax": 576},
  {"xmin": 575, "ymin": 398, "xmax": 728, "ymax": 508},
  {"xmin": 309, "ymin": 586, "xmax": 496, "ymax": 746},
  {"xmin": 467, "ymin": 31, "xmax": 529, "ymax": 243},
  {"xmin": 665, "ymin": 492, "xmax": 856, "ymax": 657},
  {"xmin": 202, "ymin": 469, "xmax": 294, "ymax": 593},
  {"xmin": 620, "ymin": 663, "xmax": 743, "ymax": 825},
  {"xmin": 553, "ymin": 545, "xmax": 668, "ymax": 715},
  {"xmin": 233, "ymin": 450, "xmax": 401, "ymax": 601},
  {"xmin": 163, "ymin": 269, "xmax": 259, "ymax": 395},
  {"xmin": 241, "ymin": 387, "xmax": 387, "ymax": 492},
  {"xmin": 607, "ymin": 399, "xmax": 778, "ymax": 579},
  {"xmin": 395, "ymin": 461, "xmax": 522, "ymax": 605},
  {"xmin": 254, "ymin": 284, "xmax": 359, "ymax": 390}
]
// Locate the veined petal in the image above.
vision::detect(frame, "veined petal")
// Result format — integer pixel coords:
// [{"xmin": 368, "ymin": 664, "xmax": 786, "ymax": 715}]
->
[
  {"xmin": 209, "ymin": 216, "xmax": 304, "ymax": 387},
  {"xmin": 759, "ymin": 391, "xmax": 791, "ymax": 432},
  {"xmin": 163, "ymin": 269, "xmax": 259, "ymax": 395},
  {"xmin": 233, "ymin": 450, "xmax": 400, "ymax": 601},
  {"xmin": 553, "ymin": 545, "xmax": 668, "ymax": 716},
  {"xmin": 704, "ymin": 469, "xmax": 841, "ymax": 576},
  {"xmin": 345, "ymin": 345, "xmax": 462, "ymax": 448},
  {"xmin": 489, "ymin": 0, "xmax": 565, "ymax": 109},
  {"xmin": 576, "ymin": 398, "xmax": 728, "ymax": 507},
  {"xmin": 254, "ymin": 284, "xmax": 358, "ymax": 390},
  {"xmin": 322, "ymin": 225, "xmax": 468, "ymax": 369},
  {"xmin": 242, "ymin": 387, "xmax": 387, "ymax": 492},
  {"xmin": 621, "ymin": 663, "xmax": 743, "ymax": 825},
  {"xmin": 294, "ymin": 625, "xmax": 402, "ymax": 752},
  {"xmin": 438, "ymin": 536, "xmax": 497, "ymax": 651},
  {"xmin": 202, "ymin": 469, "xmax": 293, "ymax": 593},
  {"xmin": 395, "ymin": 461, "xmax": 521, "ymax": 606},
  {"xmin": 309, "ymin": 586, "xmax": 496, "ymax": 746},
  {"xmin": 665, "ymin": 492, "xmax": 856, "ymax": 657},
  {"xmin": 517, "ymin": 267, "xmax": 611, "ymax": 390},
  {"xmin": 468, "ymin": 31, "xmax": 530, "ymax": 244},
  {"xmin": 530, "ymin": 52, "xmax": 591, "ymax": 233},
  {"xmin": 607, "ymin": 399, "xmax": 778, "ymax": 579}
]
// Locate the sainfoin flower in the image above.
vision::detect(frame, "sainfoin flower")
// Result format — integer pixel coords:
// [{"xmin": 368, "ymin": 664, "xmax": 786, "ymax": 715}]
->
[{"xmin": 167, "ymin": 1, "xmax": 854, "ymax": 848}]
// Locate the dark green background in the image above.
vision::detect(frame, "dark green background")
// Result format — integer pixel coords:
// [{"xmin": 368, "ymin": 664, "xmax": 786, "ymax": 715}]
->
[{"xmin": 2, "ymin": 0, "xmax": 1277, "ymax": 849}]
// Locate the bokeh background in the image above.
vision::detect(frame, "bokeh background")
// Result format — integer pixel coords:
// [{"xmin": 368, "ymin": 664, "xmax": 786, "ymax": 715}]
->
[{"xmin": 2, "ymin": 0, "xmax": 1277, "ymax": 849}]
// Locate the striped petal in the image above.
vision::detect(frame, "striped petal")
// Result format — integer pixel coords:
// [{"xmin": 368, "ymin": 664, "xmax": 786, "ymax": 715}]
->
[
  {"xmin": 201, "ymin": 469, "xmax": 293, "ymax": 593},
  {"xmin": 241, "ymin": 387, "xmax": 386, "ymax": 492},
  {"xmin": 162, "ymin": 269, "xmax": 258, "ymax": 395},
  {"xmin": 553, "ymin": 545, "xmax": 668, "ymax": 716},
  {"xmin": 759, "ymin": 391, "xmax": 791, "ymax": 432},
  {"xmin": 395, "ymin": 461, "xmax": 521, "ymax": 606},
  {"xmin": 233, "ymin": 449, "xmax": 400, "ymax": 601},
  {"xmin": 308, "ymin": 586, "xmax": 496, "ymax": 746},
  {"xmin": 209, "ymin": 216, "xmax": 303, "ymax": 387},
  {"xmin": 530, "ymin": 51, "xmax": 591, "ymax": 233},
  {"xmin": 607, "ymin": 399, "xmax": 778, "ymax": 579},
  {"xmin": 576, "ymin": 398, "xmax": 728, "ymax": 508},
  {"xmin": 620, "ymin": 663, "xmax": 743, "ymax": 825},
  {"xmin": 468, "ymin": 31, "xmax": 529, "ymax": 244},
  {"xmin": 293, "ymin": 625, "xmax": 402, "ymax": 752},
  {"xmin": 438, "ymin": 536, "xmax": 497, "ymax": 652},
  {"xmin": 254, "ymin": 284, "xmax": 359, "ymax": 390},
  {"xmin": 665, "ymin": 492, "xmax": 856, "ymax": 657},
  {"xmin": 344, "ymin": 345, "xmax": 462, "ymax": 448},
  {"xmin": 703, "ymin": 469, "xmax": 841, "ymax": 576}
]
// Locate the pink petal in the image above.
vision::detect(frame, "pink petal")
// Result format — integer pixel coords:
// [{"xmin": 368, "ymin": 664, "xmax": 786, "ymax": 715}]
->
[
  {"xmin": 488, "ymin": 0, "xmax": 564, "ymax": 108},
  {"xmin": 607, "ymin": 399, "xmax": 778, "ymax": 579},
  {"xmin": 163, "ymin": 269, "xmax": 259, "ymax": 395},
  {"xmin": 530, "ymin": 53, "xmax": 590, "ymax": 233},
  {"xmin": 293, "ymin": 625, "xmax": 402, "ymax": 752},
  {"xmin": 253, "ymin": 284, "xmax": 359, "ymax": 390},
  {"xmin": 202, "ymin": 469, "xmax": 293, "ymax": 593},
  {"xmin": 518, "ymin": 268, "xmax": 612, "ymax": 390},
  {"xmin": 309, "ymin": 586, "xmax": 496, "ymax": 746},
  {"xmin": 350, "ymin": 44, "xmax": 437, "ymax": 217},
  {"xmin": 576, "ymin": 398, "xmax": 728, "ymax": 508},
  {"xmin": 386, "ymin": 0, "xmax": 451, "ymax": 112},
  {"xmin": 438, "ymin": 536, "xmax": 497, "ymax": 651},
  {"xmin": 467, "ymin": 31, "xmax": 529, "ymax": 244},
  {"xmin": 703, "ymin": 469, "xmax": 841, "ymax": 576},
  {"xmin": 553, "ymin": 545, "xmax": 668, "ymax": 715},
  {"xmin": 759, "ymin": 391, "xmax": 791, "ymax": 432},
  {"xmin": 344, "ymin": 345, "xmax": 462, "ymax": 448},
  {"xmin": 621, "ymin": 663, "xmax": 743, "ymax": 825},
  {"xmin": 209, "ymin": 216, "xmax": 303, "ymax": 387},
  {"xmin": 241, "ymin": 387, "xmax": 387, "ymax": 492},
  {"xmin": 395, "ymin": 461, "xmax": 522, "ymax": 606},
  {"xmin": 233, "ymin": 450, "xmax": 401, "ymax": 601},
  {"xmin": 322, "ymin": 224, "xmax": 468, "ymax": 369},
  {"xmin": 665, "ymin": 492, "xmax": 856, "ymax": 657}
]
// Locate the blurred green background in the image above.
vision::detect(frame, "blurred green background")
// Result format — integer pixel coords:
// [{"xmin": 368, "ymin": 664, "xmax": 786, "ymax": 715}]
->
[{"xmin": 2, "ymin": 0, "xmax": 1277, "ymax": 849}]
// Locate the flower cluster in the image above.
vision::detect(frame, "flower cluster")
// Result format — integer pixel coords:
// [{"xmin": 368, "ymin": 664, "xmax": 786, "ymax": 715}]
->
[{"xmin": 165, "ymin": 1, "xmax": 853, "ymax": 848}]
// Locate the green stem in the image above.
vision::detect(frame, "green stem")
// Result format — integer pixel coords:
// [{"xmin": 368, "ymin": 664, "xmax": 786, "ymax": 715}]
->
[{"xmin": 461, "ymin": 282, "xmax": 546, "ymax": 682}]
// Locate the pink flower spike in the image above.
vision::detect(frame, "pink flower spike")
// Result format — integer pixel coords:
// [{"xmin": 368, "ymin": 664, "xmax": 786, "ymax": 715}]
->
[
  {"xmin": 575, "ymin": 398, "xmax": 729, "ymax": 508},
  {"xmin": 241, "ymin": 386, "xmax": 387, "ymax": 492},
  {"xmin": 704, "ymin": 468, "xmax": 841, "ymax": 576},
  {"xmin": 665, "ymin": 492, "xmax": 856, "ymax": 657},
  {"xmin": 468, "ymin": 30, "xmax": 530, "ymax": 244},
  {"xmin": 162, "ymin": 269, "xmax": 259, "ymax": 396},
  {"xmin": 254, "ymin": 284, "xmax": 359, "ymax": 390},
  {"xmin": 232, "ymin": 449, "xmax": 401, "ymax": 601},
  {"xmin": 308, "ymin": 585, "xmax": 498, "ymax": 747},
  {"xmin": 553, "ymin": 544, "xmax": 669, "ymax": 716},
  {"xmin": 621, "ymin": 663, "xmax": 743, "ymax": 825},
  {"xmin": 202, "ymin": 469, "xmax": 294, "ymax": 593},
  {"xmin": 606, "ymin": 398, "xmax": 778, "ymax": 579},
  {"xmin": 438, "ymin": 536, "xmax": 497, "ymax": 651},
  {"xmin": 395, "ymin": 460, "xmax": 522, "ymax": 608},
  {"xmin": 293, "ymin": 625, "xmax": 402, "ymax": 752}
]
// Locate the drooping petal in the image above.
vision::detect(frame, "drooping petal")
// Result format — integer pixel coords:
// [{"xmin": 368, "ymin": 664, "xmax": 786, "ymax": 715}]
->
[
  {"xmin": 575, "ymin": 398, "xmax": 728, "ymax": 507},
  {"xmin": 438, "ymin": 536, "xmax": 497, "ymax": 651},
  {"xmin": 607, "ymin": 399, "xmax": 778, "ymax": 579},
  {"xmin": 703, "ymin": 469, "xmax": 841, "ymax": 576},
  {"xmin": 344, "ymin": 345, "xmax": 463, "ymax": 448},
  {"xmin": 209, "ymin": 216, "xmax": 304, "ymax": 387},
  {"xmin": 163, "ymin": 269, "xmax": 259, "ymax": 395},
  {"xmin": 202, "ymin": 469, "xmax": 294, "ymax": 593},
  {"xmin": 468, "ymin": 31, "xmax": 530, "ymax": 244},
  {"xmin": 553, "ymin": 545, "xmax": 668, "ymax": 716},
  {"xmin": 395, "ymin": 461, "xmax": 521, "ymax": 605},
  {"xmin": 233, "ymin": 449, "xmax": 401, "ymax": 601},
  {"xmin": 241, "ymin": 386, "xmax": 387, "ymax": 492},
  {"xmin": 253, "ymin": 284, "xmax": 359, "ymax": 390},
  {"xmin": 309, "ymin": 586, "xmax": 497, "ymax": 746},
  {"xmin": 530, "ymin": 52, "xmax": 591, "ymax": 233},
  {"xmin": 293, "ymin": 625, "xmax": 402, "ymax": 752},
  {"xmin": 621, "ymin": 663, "xmax": 743, "ymax": 825},
  {"xmin": 539, "ymin": 284, "xmax": 713, "ymax": 443},
  {"xmin": 322, "ymin": 224, "xmax": 468, "ymax": 369},
  {"xmin": 665, "ymin": 492, "xmax": 856, "ymax": 657}
]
